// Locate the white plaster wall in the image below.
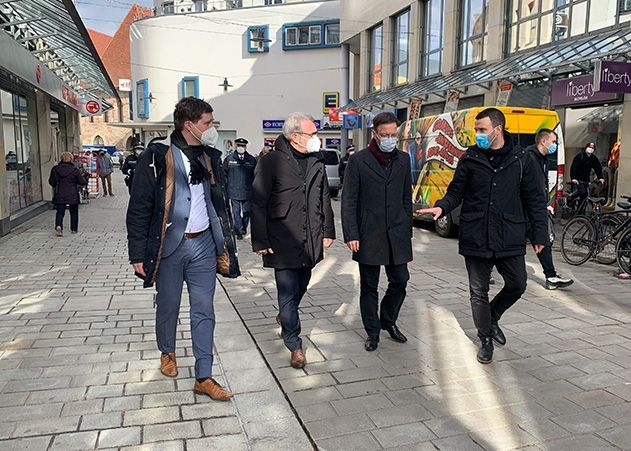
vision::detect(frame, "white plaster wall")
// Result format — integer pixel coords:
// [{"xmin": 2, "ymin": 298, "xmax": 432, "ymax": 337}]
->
[{"xmin": 133, "ymin": 1, "xmax": 341, "ymax": 152}]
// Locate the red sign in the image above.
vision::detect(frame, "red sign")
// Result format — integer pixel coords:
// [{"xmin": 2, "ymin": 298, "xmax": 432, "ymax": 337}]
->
[
  {"xmin": 62, "ymin": 84, "xmax": 79, "ymax": 108},
  {"xmin": 85, "ymin": 100, "xmax": 101, "ymax": 114}
]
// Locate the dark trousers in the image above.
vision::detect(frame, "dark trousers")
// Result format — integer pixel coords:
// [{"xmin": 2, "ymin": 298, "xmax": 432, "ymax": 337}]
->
[
  {"xmin": 231, "ymin": 199, "xmax": 251, "ymax": 235},
  {"xmin": 465, "ymin": 255, "xmax": 527, "ymax": 339},
  {"xmin": 536, "ymin": 245, "xmax": 557, "ymax": 279},
  {"xmin": 155, "ymin": 230, "xmax": 217, "ymax": 378},
  {"xmin": 275, "ymin": 268, "xmax": 312, "ymax": 351},
  {"xmin": 358, "ymin": 263, "xmax": 409, "ymax": 339},
  {"xmin": 55, "ymin": 204, "xmax": 79, "ymax": 232},
  {"xmin": 100, "ymin": 174, "xmax": 113, "ymax": 195}
]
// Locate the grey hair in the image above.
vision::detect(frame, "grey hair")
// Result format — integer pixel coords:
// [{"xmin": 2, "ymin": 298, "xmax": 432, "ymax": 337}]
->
[{"xmin": 283, "ymin": 112, "xmax": 314, "ymax": 139}]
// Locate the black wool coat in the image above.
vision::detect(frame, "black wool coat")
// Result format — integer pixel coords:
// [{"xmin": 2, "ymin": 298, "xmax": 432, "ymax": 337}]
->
[
  {"xmin": 250, "ymin": 135, "xmax": 335, "ymax": 269},
  {"xmin": 48, "ymin": 162, "xmax": 87, "ymax": 205},
  {"xmin": 435, "ymin": 134, "xmax": 549, "ymax": 259},
  {"xmin": 341, "ymin": 145, "xmax": 413, "ymax": 266}
]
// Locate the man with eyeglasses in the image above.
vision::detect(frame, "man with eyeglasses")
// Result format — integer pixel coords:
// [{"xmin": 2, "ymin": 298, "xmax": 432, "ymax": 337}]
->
[
  {"xmin": 341, "ymin": 112, "xmax": 413, "ymax": 352},
  {"xmin": 251, "ymin": 112, "xmax": 335, "ymax": 369}
]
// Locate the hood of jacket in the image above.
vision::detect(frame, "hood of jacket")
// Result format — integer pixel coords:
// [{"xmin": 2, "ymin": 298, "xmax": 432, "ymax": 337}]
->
[{"xmin": 55, "ymin": 162, "xmax": 78, "ymax": 177}]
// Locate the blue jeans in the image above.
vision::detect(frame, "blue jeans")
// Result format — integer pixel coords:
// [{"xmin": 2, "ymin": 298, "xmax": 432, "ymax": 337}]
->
[
  {"xmin": 231, "ymin": 199, "xmax": 250, "ymax": 236},
  {"xmin": 155, "ymin": 229, "xmax": 217, "ymax": 378},
  {"xmin": 275, "ymin": 268, "xmax": 312, "ymax": 351},
  {"xmin": 55, "ymin": 204, "xmax": 79, "ymax": 232}
]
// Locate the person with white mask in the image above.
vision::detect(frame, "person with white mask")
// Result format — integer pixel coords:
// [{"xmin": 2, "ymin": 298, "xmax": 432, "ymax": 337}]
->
[
  {"xmin": 126, "ymin": 97, "xmax": 239, "ymax": 402},
  {"xmin": 251, "ymin": 112, "xmax": 335, "ymax": 369},
  {"xmin": 341, "ymin": 112, "xmax": 413, "ymax": 352},
  {"xmin": 222, "ymin": 137, "xmax": 256, "ymax": 239},
  {"xmin": 570, "ymin": 142, "xmax": 605, "ymax": 204}
]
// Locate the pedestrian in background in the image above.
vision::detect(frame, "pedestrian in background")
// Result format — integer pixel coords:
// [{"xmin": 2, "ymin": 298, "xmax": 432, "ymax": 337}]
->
[
  {"xmin": 570, "ymin": 142, "xmax": 604, "ymax": 204},
  {"xmin": 341, "ymin": 112, "xmax": 412, "ymax": 352},
  {"xmin": 223, "ymin": 137, "xmax": 256, "ymax": 239},
  {"xmin": 419, "ymin": 108, "xmax": 548, "ymax": 365},
  {"xmin": 251, "ymin": 112, "xmax": 335, "ymax": 369},
  {"xmin": 126, "ymin": 97, "xmax": 236, "ymax": 401},
  {"xmin": 526, "ymin": 129, "xmax": 574, "ymax": 290},
  {"xmin": 338, "ymin": 144, "xmax": 355, "ymax": 186},
  {"xmin": 49, "ymin": 152, "xmax": 88, "ymax": 237},
  {"xmin": 97, "ymin": 149, "xmax": 114, "ymax": 196},
  {"xmin": 122, "ymin": 143, "xmax": 143, "ymax": 195}
]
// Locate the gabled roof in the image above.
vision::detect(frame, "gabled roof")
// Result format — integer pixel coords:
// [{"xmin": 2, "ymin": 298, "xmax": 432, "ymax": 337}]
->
[{"xmin": 87, "ymin": 29, "xmax": 112, "ymax": 57}]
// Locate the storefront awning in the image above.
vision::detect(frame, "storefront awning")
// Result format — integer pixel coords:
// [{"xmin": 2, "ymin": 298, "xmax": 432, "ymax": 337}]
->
[
  {"xmin": 0, "ymin": 0, "xmax": 118, "ymax": 102},
  {"xmin": 343, "ymin": 26, "xmax": 631, "ymax": 111},
  {"xmin": 577, "ymin": 104, "xmax": 624, "ymax": 122}
]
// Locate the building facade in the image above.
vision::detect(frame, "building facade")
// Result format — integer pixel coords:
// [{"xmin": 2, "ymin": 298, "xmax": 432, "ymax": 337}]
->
[
  {"xmin": 154, "ymin": 0, "xmax": 293, "ymax": 16},
  {"xmin": 0, "ymin": 0, "xmax": 117, "ymax": 236},
  {"xmin": 131, "ymin": 0, "xmax": 342, "ymax": 154},
  {"xmin": 341, "ymin": 0, "xmax": 631, "ymax": 203}
]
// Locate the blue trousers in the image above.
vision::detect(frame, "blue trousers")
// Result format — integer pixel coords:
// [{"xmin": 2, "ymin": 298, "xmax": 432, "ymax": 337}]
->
[
  {"xmin": 155, "ymin": 230, "xmax": 217, "ymax": 378},
  {"xmin": 231, "ymin": 199, "xmax": 251, "ymax": 235},
  {"xmin": 275, "ymin": 268, "xmax": 312, "ymax": 351}
]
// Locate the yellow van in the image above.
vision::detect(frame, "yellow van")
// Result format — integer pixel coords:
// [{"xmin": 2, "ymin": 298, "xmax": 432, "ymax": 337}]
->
[{"xmin": 399, "ymin": 107, "xmax": 565, "ymax": 237}]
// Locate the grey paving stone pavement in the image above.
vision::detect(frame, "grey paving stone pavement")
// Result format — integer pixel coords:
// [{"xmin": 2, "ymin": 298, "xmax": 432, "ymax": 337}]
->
[{"xmin": 3, "ymin": 173, "xmax": 631, "ymax": 450}]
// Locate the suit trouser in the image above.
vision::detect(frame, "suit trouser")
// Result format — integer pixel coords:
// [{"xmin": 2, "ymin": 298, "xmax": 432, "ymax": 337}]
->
[
  {"xmin": 358, "ymin": 263, "xmax": 409, "ymax": 339},
  {"xmin": 155, "ymin": 230, "xmax": 217, "ymax": 378},
  {"xmin": 231, "ymin": 199, "xmax": 251, "ymax": 235},
  {"xmin": 275, "ymin": 268, "xmax": 312, "ymax": 351},
  {"xmin": 465, "ymin": 255, "xmax": 527, "ymax": 340}
]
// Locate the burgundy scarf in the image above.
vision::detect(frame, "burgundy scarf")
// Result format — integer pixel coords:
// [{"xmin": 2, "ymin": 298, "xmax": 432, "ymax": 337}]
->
[{"xmin": 368, "ymin": 138, "xmax": 394, "ymax": 167}]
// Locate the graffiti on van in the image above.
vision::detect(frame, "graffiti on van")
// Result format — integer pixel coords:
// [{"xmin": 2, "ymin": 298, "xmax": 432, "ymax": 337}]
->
[{"xmin": 400, "ymin": 111, "xmax": 474, "ymax": 208}]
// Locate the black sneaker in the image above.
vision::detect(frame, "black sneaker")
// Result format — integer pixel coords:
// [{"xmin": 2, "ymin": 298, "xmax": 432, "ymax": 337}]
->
[
  {"xmin": 545, "ymin": 276, "xmax": 574, "ymax": 290},
  {"xmin": 477, "ymin": 338, "xmax": 494, "ymax": 364}
]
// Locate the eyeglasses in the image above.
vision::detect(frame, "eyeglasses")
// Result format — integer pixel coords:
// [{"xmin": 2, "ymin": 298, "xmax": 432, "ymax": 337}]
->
[
  {"xmin": 374, "ymin": 133, "xmax": 397, "ymax": 139},
  {"xmin": 297, "ymin": 131, "xmax": 318, "ymax": 138}
]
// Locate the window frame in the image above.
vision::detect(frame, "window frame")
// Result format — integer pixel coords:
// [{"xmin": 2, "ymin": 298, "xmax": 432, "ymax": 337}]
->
[
  {"xmin": 281, "ymin": 20, "xmax": 341, "ymax": 50},
  {"xmin": 459, "ymin": 0, "xmax": 489, "ymax": 68},
  {"xmin": 180, "ymin": 76, "xmax": 200, "ymax": 99},
  {"xmin": 420, "ymin": 0, "xmax": 445, "ymax": 79},
  {"xmin": 247, "ymin": 25, "xmax": 270, "ymax": 53},
  {"xmin": 136, "ymin": 79, "xmax": 149, "ymax": 119},
  {"xmin": 324, "ymin": 22, "xmax": 340, "ymax": 45},
  {"xmin": 392, "ymin": 8, "xmax": 411, "ymax": 86},
  {"xmin": 368, "ymin": 23, "xmax": 384, "ymax": 92}
]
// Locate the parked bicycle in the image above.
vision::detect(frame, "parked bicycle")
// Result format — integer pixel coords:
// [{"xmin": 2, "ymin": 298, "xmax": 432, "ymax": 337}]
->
[
  {"xmin": 560, "ymin": 195, "xmax": 631, "ymax": 273},
  {"xmin": 558, "ymin": 180, "xmax": 604, "ymax": 224}
]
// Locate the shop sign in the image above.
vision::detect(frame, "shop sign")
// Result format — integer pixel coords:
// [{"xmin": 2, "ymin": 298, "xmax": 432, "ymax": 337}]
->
[
  {"xmin": 323, "ymin": 92, "xmax": 339, "ymax": 114},
  {"xmin": 62, "ymin": 84, "xmax": 80, "ymax": 109},
  {"xmin": 594, "ymin": 60, "xmax": 631, "ymax": 93},
  {"xmin": 343, "ymin": 114, "xmax": 361, "ymax": 129},
  {"xmin": 262, "ymin": 119, "xmax": 321, "ymax": 131},
  {"xmin": 81, "ymin": 99, "xmax": 102, "ymax": 116},
  {"xmin": 119, "ymin": 79, "xmax": 132, "ymax": 92},
  {"xmin": 444, "ymin": 90, "xmax": 460, "ymax": 113},
  {"xmin": 551, "ymin": 74, "xmax": 618, "ymax": 107},
  {"xmin": 408, "ymin": 98, "xmax": 423, "ymax": 120}
]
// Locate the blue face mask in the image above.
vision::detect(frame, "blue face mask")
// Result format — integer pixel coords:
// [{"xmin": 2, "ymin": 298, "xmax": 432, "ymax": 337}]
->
[
  {"xmin": 378, "ymin": 137, "xmax": 397, "ymax": 153},
  {"xmin": 547, "ymin": 143, "xmax": 558, "ymax": 155},
  {"xmin": 475, "ymin": 133, "xmax": 491, "ymax": 150}
]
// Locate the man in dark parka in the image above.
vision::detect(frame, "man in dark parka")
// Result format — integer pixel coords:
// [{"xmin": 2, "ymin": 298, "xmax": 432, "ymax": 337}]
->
[
  {"xmin": 251, "ymin": 112, "xmax": 335, "ymax": 369},
  {"xmin": 342, "ymin": 112, "xmax": 413, "ymax": 352}
]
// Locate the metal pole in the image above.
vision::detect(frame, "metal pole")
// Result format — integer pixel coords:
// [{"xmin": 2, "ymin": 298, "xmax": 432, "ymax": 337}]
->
[{"xmin": 340, "ymin": 43, "xmax": 350, "ymax": 156}]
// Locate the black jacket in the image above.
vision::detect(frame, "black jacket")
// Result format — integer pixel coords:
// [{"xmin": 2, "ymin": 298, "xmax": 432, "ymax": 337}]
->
[
  {"xmin": 526, "ymin": 145, "xmax": 550, "ymax": 199},
  {"xmin": 570, "ymin": 151, "xmax": 603, "ymax": 182},
  {"xmin": 126, "ymin": 136, "xmax": 239, "ymax": 287},
  {"xmin": 435, "ymin": 134, "xmax": 549, "ymax": 258},
  {"xmin": 341, "ymin": 145, "xmax": 413, "ymax": 266},
  {"xmin": 48, "ymin": 162, "xmax": 87, "ymax": 205},
  {"xmin": 338, "ymin": 153, "xmax": 350, "ymax": 183},
  {"xmin": 222, "ymin": 151, "xmax": 257, "ymax": 200},
  {"xmin": 122, "ymin": 153, "xmax": 139, "ymax": 176},
  {"xmin": 251, "ymin": 135, "xmax": 335, "ymax": 269}
]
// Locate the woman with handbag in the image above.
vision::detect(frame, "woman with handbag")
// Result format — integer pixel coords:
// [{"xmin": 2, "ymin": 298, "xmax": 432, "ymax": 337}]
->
[{"xmin": 48, "ymin": 152, "xmax": 88, "ymax": 237}]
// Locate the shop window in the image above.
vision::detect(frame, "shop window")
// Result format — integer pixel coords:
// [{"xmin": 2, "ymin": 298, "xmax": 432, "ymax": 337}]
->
[
  {"xmin": 420, "ymin": 0, "xmax": 445, "ymax": 78},
  {"xmin": 181, "ymin": 76, "xmax": 199, "ymax": 98},
  {"xmin": 136, "ymin": 79, "xmax": 149, "ymax": 119},
  {"xmin": 265, "ymin": 0, "xmax": 284, "ymax": 4},
  {"xmin": 392, "ymin": 9, "xmax": 410, "ymax": 86},
  {"xmin": 282, "ymin": 21, "xmax": 340, "ymax": 50},
  {"xmin": 459, "ymin": 0, "xmax": 489, "ymax": 67},
  {"xmin": 369, "ymin": 24, "xmax": 383, "ymax": 92},
  {"xmin": 247, "ymin": 25, "xmax": 270, "ymax": 53},
  {"xmin": 162, "ymin": 1, "xmax": 174, "ymax": 14},
  {"xmin": 2, "ymin": 89, "xmax": 42, "ymax": 215},
  {"xmin": 622, "ymin": 0, "xmax": 631, "ymax": 12}
]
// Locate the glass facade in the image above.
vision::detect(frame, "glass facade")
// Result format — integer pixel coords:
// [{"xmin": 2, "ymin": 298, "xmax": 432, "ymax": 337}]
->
[
  {"xmin": 509, "ymin": 0, "xmax": 621, "ymax": 53},
  {"xmin": 393, "ymin": 9, "xmax": 410, "ymax": 85},
  {"xmin": 2, "ymin": 89, "xmax": 42, "ymax": 215},
  {"xmin": 369, "ymin": 24, "xmax": 383, "ymax": 92},
  {"xmin": 460, "ymin": 0, "xmax": 489, "ymax": 66},
  {"xmin": 421, "ymin": 0, "xmax": 445, "ymax": 78}
]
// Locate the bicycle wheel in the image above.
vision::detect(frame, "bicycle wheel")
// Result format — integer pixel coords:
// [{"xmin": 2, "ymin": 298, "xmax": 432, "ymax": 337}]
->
[
  {"xmin": 596, "ymin": 215, "xmax": 624, "ymax": 265},
  {"xmin": 616, "ymin": 227, "xmax": 631, "ymax": 274},
  {"xmin": 561, "ymin": 216, "xmax": 596, "ymax": 265}
]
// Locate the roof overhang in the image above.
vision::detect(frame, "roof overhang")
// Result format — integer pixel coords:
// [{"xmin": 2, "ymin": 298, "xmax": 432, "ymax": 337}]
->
[
  {"xmin": 342, "ymin": 25, "xmax": 631, "ymax": 112},
  {"xmin": 0, "ymin": 0, "xmax": 120, "ymax": 109}
]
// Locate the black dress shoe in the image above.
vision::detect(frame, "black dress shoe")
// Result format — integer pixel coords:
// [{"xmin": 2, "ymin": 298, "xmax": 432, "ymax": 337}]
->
[
  {"xmin": 384, "ymin": 325, "xmax": 407, "ymax": 343},
  {"xmin": 477, "ymin": 337, "xmax": 494, "ymax": 364},
  {"xmin": 491, "ymin": 322, "xmax": 506, "ymax": 346},
  {"xmin": 364, "ymin": 336, "xmax": 379, "ymax": 352}
]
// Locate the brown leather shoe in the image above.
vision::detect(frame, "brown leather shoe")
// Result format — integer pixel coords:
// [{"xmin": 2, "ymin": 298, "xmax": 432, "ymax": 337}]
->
[
  {"xmin": 290, "ymin": 349, "xmax": 306, "ymax": 369},
  {"xmin": 160, "ymin": 352, "xmax": 178, "ymax": 377},
  {"xmin": 194, "ymin": 378, "xmax": 233, "ymax": 401}
]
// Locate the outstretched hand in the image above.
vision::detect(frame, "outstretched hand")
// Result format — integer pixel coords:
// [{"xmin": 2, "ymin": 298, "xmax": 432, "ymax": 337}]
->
[{"xmin": 416, "ymin": 207, "xmax": 443, "ymax": 220}]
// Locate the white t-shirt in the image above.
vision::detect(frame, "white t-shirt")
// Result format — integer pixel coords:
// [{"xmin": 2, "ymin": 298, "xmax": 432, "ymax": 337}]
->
[{"xmin": 178, "ymin": 148, "xmax": 210, "ymax": 234}]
